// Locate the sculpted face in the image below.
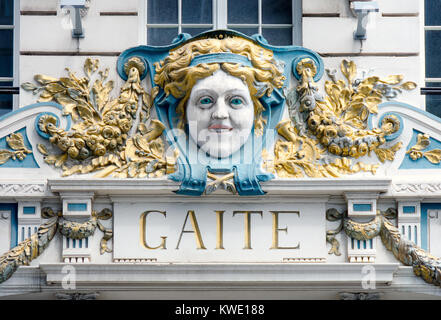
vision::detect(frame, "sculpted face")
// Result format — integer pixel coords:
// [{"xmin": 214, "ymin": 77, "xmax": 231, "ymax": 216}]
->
[{"xmin": 186, "ymin": 69, "xmax": 254, "ymax": 158}]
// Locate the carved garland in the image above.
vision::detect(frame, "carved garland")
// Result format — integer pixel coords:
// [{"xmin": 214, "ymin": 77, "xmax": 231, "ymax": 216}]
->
[
  {"xmin": 0, "ymin": 207, "xmax": 59, "ymax": 283},
  {"xmin": 0, "ymin": 207, "xmax": 113, "ymax": 284},
  {"xmin": 326, "ymin": 208, "xmax": 441, "ymax": 288},
  {"xmin": 58, "ymin": 208, "xmax": 113, "ymax": 254}
]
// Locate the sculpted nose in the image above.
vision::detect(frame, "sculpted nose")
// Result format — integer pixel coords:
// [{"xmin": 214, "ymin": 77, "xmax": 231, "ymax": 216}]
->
[{"xmin": 211, "ymin": 100, "xmax": 229, "ymax": 120}]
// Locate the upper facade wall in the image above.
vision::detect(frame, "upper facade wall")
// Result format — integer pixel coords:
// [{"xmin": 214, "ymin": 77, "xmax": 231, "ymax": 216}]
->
[
  {"xmin": 18, "ymin": 0, "xmax": 423, "ymax": 107},
  {"xmin": 302, "ymin": 0, "xmax": 423, "ymax": 108}
]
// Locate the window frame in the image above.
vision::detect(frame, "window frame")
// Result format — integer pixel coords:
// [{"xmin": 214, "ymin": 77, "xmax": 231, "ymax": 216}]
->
[
  {"xmin": 422, "ymin": 0, "xmax": 441, "ymax": 116},
  {"xmin": 0, "ymin": 0, "xmax": 19, "ymax": 113},
  {"xmin": 141, "ymin": 0, "xmax": 302, "ymax": 46}
]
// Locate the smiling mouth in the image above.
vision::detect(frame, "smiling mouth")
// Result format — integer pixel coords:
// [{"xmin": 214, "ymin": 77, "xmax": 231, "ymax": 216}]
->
[{"xmin": 208, "ymin": 124, "xmax": 233, "ymax": 132}]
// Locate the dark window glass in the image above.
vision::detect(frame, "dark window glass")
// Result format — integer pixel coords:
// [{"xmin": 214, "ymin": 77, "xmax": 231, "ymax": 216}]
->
[
  {"xmin": 262, "ymin": 0, "xmax": 292, "ymax": 24},
  {"xmin": 262, "ymin": 28, "xmax": 292, "ymax": 46},
  {"xmin": 425, "ymin": 82, "xmax": 441, "ymax": 118},
  {"xmin": 0, "ymin": 81, "xmax": 12, "ymax": 117},
  {"xmin": 231, "ymin": 27, "xmax": 259, "ymax": 38},
  {"xmin": 0, "ymin": 29, "xmax": 13, "ymax": 77},
  {"xmin": 147, "ymin": 0, "xmax": 178, "ymax": 24},
  {"xmin": 0, "ymin": 0, "xmax": 13, "ymax": 25},
  {"xmin": 182, "ymin": 0, "xmax": 212, "ymax": 24},
  {"xmin": 147, "ymin": 28, "xmax": 179, "ymax": 46},
  {"xmin": 425, "ymin": 30, "xmax": 441, "ymax": 78},
  {"xmin": 425, "ymin": 0, "xmax": 441, "ymax": 26},
  {"xmin": 182, "ymin": 27, "xmax": 213, "ymax": 37},
  {"xmin": 228, "ymin": 0, "xmax": 258, "ymax": 24}
]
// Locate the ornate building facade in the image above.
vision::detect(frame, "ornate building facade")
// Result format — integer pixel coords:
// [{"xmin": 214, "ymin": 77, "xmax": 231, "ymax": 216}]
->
[{"xmin": 0, "ymin": 0, "xmax": 440, "ymax": 300}]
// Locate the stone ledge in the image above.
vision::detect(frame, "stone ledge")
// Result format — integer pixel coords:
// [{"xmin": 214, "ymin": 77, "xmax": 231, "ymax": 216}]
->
[
  {"xmin": 40, "ymin": 263, "xmax": 399, "ymax": 285},
  {"xmin": 47, "ymin": 178, "xmax": 391, "ymax": 197}
]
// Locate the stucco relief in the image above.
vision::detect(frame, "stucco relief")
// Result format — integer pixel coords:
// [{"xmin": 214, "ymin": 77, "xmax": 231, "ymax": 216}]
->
[{"xmin": 16, "ymin": 29, "xmax": 417, "ymax": 196}]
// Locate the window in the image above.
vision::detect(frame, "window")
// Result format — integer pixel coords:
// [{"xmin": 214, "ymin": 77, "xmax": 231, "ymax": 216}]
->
[
  {"xmin": 145, "ymin": 0, "xmax": 302, "ymax": 46},
  {"xmin": 0, "ymin": 0, "xmax": 18, "ymax": 117},
  {"xmin": 424, "ymin": 0, "xmax": 441, "ymax": 117}
]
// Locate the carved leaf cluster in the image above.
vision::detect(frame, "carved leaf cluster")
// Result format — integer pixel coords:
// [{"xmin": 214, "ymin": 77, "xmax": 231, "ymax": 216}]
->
[
  {"xmin": 407, "ymin": 133, "xmax": 441, "ymax": 164},
  {"xmin": 22, "ymin": 58, "xmax": 177, "ymax": 178},
  {"xmin": 0, "ymin": 133, "xmax": 32, "ymax": 165},
  {"xmin": 272, "ymin": 59, "xmax": 415, "ymax": 179}
]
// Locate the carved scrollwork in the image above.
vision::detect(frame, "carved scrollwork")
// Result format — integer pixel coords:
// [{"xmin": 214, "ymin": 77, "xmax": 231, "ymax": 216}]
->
[{"xmin": 325, "ymin": 208, "xmax": 344, "ymax": 256}]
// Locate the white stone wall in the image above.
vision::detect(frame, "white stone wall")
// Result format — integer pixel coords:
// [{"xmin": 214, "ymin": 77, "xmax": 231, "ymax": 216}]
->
[
  {"xmin": 19, "ymin": 0, "xmax": 141, "ymax": 108},
  {"xmin": 303, "ymin": 0, "xmax": 423, "ymax": 108},
  {"xmin": 18, "ymin": 1, "xmax": 424, "ymax": 110}
]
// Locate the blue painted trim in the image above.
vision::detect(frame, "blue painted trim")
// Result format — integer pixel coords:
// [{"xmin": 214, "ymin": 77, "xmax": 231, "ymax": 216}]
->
[
  {"xmin": 23, "ymin": 206, "xmax": 36, "ymax": 214},
  {"xmin": 369, "ymin": 101, "xmax": 441, "ymax": 130},
  {"xmin": 402, "ymin": 206, "xmax": 416, "ymax": 214},
  {"xmin": 0, "ymin": 102, "xmax": 71, "ymax": 129},
  {"xmin": 35, "ymin": 112, "xmax": 60, "ymax": 139},
  {"xmin": 189, "ymin": 52, "xmax": 252, "ymax": 67},
  {"xmin": 420, "ymin": 203, "xmax": 441, "ymax": 251},
  {"xmin": 67, "ymin": 203, "xmax": 88, "ymax": 211},
  {"xmin": 353, "ymin": 203, "xmax": 372, "ymax": 212},
  {"xmin": 0, "ymin": 204, "xmax": 18, "ymax": 248}
]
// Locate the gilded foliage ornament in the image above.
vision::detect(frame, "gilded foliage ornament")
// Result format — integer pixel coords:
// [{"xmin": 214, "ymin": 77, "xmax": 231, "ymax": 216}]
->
[
  {"xmin": 267, "ymin": 59, "xmax": 415, "ymax": 178},
  {"xmin": 0, "ymin": 133, "xmax": 32, "ymax": 165},
  {"xmin": 407, "ymin": 133, "xmax": 441, "ymax": 164},
  {"xmin": 22, "ymin": 58, "xmax": 176, "ymax": 178}
]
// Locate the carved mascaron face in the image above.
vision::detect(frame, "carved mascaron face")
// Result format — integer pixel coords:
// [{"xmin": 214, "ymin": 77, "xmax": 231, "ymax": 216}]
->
[{"xmin": 186, "ymin": 69, "xmax": 254, "ymax": 158}]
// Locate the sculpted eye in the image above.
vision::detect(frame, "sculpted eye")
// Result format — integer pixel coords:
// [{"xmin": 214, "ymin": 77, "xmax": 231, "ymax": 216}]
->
[
  {"xmin": 229, "ymin": 97, "xmax": 245, "ymax": 108},
  {"xmin": 198, "ymin": 97, "xmax": 214, "ymax": 107}
]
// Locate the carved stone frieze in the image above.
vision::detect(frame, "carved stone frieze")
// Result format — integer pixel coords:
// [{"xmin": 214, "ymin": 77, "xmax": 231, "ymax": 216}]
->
[
  {"xmin": 393, "ymin": 183, "xmax": 441, "ymax": 194},
  {"xmin": 0, "ymin": 184, "xmax": 45, "ymax": 195}
]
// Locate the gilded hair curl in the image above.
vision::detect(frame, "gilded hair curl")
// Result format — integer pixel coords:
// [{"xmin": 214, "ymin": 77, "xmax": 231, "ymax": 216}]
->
[{"xmin": 154, "ymin": 36, "xmax": 285, "ymax": 135}]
